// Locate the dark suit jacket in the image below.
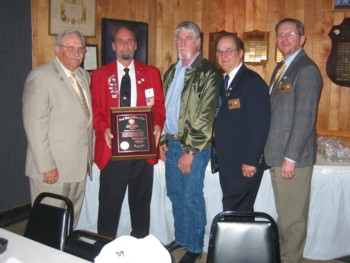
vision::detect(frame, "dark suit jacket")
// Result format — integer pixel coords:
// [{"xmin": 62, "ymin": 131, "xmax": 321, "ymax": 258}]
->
[
  {"xmin": 214, "ymin": 64, "xmax": 271, "ymax": 177},
  {"xmin": 90, "ymin": 60, "xmax": 166, "ymax": 170},
  {"xmin": 264, "ymin": 49, "xmax": 322, "ymax": 167}
]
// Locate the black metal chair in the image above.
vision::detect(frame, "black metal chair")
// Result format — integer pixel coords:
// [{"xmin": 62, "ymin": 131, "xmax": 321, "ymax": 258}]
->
[
  {"xmin": 64, "ymin": 230, "xmax": 113, "ymax": 262},
  {"xmin": 206, "ymin": 211, "xmax": 281, "ymax": 263},
  {"xmin": 24, "ymin": 192, "xmax": 74, "ymax": 250}
]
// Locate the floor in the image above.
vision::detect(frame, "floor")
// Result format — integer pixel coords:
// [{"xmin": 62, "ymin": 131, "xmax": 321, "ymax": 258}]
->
[{"xmin": 3, "ymin": 220, "xmax": 348, "ymax": 263}]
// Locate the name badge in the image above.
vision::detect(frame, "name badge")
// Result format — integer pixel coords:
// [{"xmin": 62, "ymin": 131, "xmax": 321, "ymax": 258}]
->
[
  {"xmin": 228, "ymin": 98, "xmax": 240, "ymax": 109},
  {"xmin": 145, "ymin": 88, "xmax": 154, "ymax": 98},
  {"xmin": 281, "ymin": 83, "xmax": 293, "ymax": 93}
]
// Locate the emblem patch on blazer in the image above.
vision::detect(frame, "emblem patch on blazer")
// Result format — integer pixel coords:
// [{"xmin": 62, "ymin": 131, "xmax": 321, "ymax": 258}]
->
[
  {"xmin": 228, "ymin": 98, "xmax": 241, "ymax": 109},
  {"xmin": 281, "ymin": 83, "xmax": 293, "ymax": 93}
]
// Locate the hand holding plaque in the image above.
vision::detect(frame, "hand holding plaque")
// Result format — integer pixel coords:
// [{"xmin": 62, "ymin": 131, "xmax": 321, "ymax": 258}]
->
[{"xmin": 110, "ymin": 106, "xmax": 156, "ymax": 160}]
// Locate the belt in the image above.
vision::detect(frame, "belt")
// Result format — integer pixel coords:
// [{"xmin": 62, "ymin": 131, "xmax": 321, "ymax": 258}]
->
[{"xmin": 168, "ymin": 134, "xmax": 180, "ymax": 141}]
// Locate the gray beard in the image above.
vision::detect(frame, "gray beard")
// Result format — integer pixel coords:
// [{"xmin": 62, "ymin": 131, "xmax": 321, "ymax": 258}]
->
[
  {"xmin": 178, "ymin": 51, "xmax": 192, "ymax": 61},
  {"xmin": 120, "ymin": 51, "xmax": 133, "ymax": 60}
]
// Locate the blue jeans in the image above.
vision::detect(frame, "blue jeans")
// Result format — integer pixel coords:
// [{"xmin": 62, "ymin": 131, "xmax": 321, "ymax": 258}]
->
[{"xmin": 165, "ymin": 137, "xmax": 210, "ymax": 253}]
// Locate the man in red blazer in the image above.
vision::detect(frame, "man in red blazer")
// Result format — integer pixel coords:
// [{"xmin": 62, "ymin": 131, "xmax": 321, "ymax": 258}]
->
[{"xmin": 90, "ymin": 26, "xmax": 165, "ymax": 239}]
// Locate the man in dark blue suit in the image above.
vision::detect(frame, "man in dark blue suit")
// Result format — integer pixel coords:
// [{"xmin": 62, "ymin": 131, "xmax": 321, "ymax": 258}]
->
[{"xmin": 214, "ymin": 34, "xmax": 271, "ymax": 212}]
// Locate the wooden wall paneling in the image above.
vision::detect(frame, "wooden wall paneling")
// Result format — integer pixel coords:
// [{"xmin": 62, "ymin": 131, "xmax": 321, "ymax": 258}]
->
[
  {"xmin": 245, "ymin": 0, "xmax": 255, "ymax": 32},
  {"xmin": 265, "ymin": 0, "xmax": 284, "ymax": 82},
  {"xmin": 329, "ymin": 85, "xmax": 341, "ymax": 130},
  {"xmin": 252, "ymin": 0, "xmax": 269, "ymax": 66},
  {"xmin": 158, "ymin": 0, "xmax": 175, "ymax": 75},
  {"xmin": 232, "ymin": 0, "xmax": 246, "ymax": 35},
  {"xmin": 339, "ymin": 88, "xmax": 350, "ymax": 131},
  {"xmin": 155, "ymin": 0, "xmax": 164, "ymax": 73},
  {"xmin": 312, "ymin": 0, "xmax": 333, "ymax": 131},
  {"xmin": 224, "ymin": 0, "xmax": 235, "ymax": 33},
  {"xmin": 286, "ymin": 0, "xmax": 305, "ymax": 22},
  {"xmin": 30, "ymin": 0, "xmax": 350, "ymax": 137},
  {"xmin": 147, "ymin": 0, "xmax": 157, "ymax": 66},
  {"xmin": 200, "ymin": 0, "xmax": 210, "ymax": 59},
  {"xmin": 33, "ymin": 0, "xmax": 55, "ymax": 68},
  {"xmin": 208, "ymin": 0, "xmax": 225, "ymax": 33}
]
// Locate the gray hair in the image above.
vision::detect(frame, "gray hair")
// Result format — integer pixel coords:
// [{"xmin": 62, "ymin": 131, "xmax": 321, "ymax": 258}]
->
[
  {"xmin": 55, "ymin": 30, "xmax": 85, "ymax": 46},
  {"xmin": 174, "ymin": 21, "xmax": 201, "ymax": 40}
]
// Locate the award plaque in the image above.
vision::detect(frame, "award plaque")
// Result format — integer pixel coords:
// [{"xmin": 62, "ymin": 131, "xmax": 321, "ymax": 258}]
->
[{"xmin": 110, "ymin": 106, "xmax": 156, "ymax": 160}]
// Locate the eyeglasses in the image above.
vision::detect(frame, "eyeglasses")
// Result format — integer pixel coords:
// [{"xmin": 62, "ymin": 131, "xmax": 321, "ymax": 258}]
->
[
  {"xmin": 60, "ymin": 45, "xmax": 86, "ymax": 53},
  {"xmin": 276, "ymin": 32, "xmax": 299, "ymax": 39},
  {"xmin": 216, "ymin": 49, "xmax": 238, "ymax": 56}
]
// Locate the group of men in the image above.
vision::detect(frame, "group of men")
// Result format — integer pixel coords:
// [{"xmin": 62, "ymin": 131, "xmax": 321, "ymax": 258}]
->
[{"xmin": 23, "ymin": 17, "xmax": 322, "ymax": 263}]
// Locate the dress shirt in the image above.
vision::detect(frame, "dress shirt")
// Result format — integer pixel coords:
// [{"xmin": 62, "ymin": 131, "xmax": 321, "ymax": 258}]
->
[
  {"xmin": 56, "ymin": 57, "xmax": 90, "ymax": 109},
  {"xmin": 225, "ymin": 62, "xmax": 243, "ymax": 87},
  {"xmin": 163, "ymin": 53, "xmax": 199, "ymax": 135}
]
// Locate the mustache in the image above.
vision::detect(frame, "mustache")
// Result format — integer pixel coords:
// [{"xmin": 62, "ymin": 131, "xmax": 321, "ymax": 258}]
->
[
  {"xmin": 178, "ymin": 48, "xmax": 192, "ymax": 60},
  {"xmin": 119, "ymin": 49, "xmax": 133, "ymax": 60}
]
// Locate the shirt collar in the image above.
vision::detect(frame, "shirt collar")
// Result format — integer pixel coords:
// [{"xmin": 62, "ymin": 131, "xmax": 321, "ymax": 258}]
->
[{"xmin": 55, "ymin": 56, "xmax": 77, "ymax": 77}]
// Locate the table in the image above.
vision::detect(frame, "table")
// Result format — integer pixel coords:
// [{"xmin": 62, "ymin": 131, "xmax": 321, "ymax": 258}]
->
[
  {"xmin": 77, "ymin": 157, "xmax": 350, "ymax": 260},
  {"xmin": 0, "ymin": 228, "xmax": 90, "ymax": 263}
]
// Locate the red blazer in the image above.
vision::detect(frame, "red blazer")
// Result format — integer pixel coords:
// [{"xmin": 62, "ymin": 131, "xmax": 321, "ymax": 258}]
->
[{"xmin": 91, "ymin": 61, "xmax": 166, "ymax": 170}]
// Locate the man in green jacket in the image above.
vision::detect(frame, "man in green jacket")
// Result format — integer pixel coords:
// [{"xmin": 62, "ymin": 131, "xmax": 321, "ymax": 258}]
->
[{"xmin": 160, "ymin": 21, "xmax": 222, "ymax": 263}]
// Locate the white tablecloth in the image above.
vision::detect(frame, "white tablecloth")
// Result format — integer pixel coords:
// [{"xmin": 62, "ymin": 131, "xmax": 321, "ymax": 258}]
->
[
  {"xmin": 0, "ymin": 228, "xmax": 90, "ymax": 263},
  {"xmin": 77, "ymin": 157, "xmax": 350, "ymax": 260}
]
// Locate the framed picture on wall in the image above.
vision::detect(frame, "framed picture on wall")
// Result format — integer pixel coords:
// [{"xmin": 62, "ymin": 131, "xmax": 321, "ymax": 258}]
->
[
  {"xmin": 49, "ymin": 0, "xmax": 96, "ymax": 37},
  {"xmin": 333, "ymin": 0, "xmax": 350, "ymax": 10},
  {"xmin": 82, "ymin": 44, "xmax": 98, "ymax": 72},
  {"xmin": 101, "ymin": 18, "xmax": 148, "ymax": 65}
]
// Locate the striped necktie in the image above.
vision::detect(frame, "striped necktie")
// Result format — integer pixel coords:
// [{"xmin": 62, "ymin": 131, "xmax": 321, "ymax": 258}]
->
[
  {"xmin": 270, "ymin": 61, "xmax": 286, "ymax": 98},
  {"xmin": 70, "ymin": 73, "xmax": 90, "ymax": 120}
]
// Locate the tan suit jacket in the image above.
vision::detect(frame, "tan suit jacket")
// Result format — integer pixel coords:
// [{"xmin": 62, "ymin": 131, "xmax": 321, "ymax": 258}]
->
[{"xmin": 23, "ymin": 57, "xmax": 93, "ymax": 183}]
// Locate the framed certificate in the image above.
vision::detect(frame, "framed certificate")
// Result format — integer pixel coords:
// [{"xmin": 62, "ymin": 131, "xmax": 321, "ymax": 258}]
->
[
  {"xmin": 49, "ymin": 0, "xmax": 96, "ymax": 37},
  {"xmin": 110, "ymin": 106, "xmax": 156, "ymax": 160},
  {"xmin": 82, "ymin": 44, "xmax": 98, "ymax": 72}
]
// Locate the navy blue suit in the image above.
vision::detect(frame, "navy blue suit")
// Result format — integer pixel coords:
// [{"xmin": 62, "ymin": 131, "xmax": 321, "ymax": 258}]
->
[{"xmin": 214, "ymin": 64, "xmax": 271, "ymax": 211}]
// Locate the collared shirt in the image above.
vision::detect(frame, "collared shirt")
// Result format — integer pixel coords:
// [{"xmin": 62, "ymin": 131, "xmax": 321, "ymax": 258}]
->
[
  {"xmin": 284, "ymin": 48, "xmax": 302, "ymax": 73},
  {"xmin": 226, "ymin": 62, "xmax": 243, "ymax": 87},
  {"xmin": 56, "ymin": 56, "xmax": 89, "ymax": 103},
  {"xmin": 117, "ymin": 60, "xmax": 137, "ymax": 107},
  {"xmin": 163, "ymin": 53, "xmax": 199, "ymax": 135}
]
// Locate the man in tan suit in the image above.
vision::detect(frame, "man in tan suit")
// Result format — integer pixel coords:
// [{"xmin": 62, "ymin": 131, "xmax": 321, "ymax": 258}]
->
[{"xmin": 23, "ymin": 30, "xmax": 93, "ymax": 227}]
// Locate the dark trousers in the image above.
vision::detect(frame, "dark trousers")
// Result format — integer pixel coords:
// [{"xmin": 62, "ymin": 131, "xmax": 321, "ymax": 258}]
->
[
  {"xmin": 97, "ymin": 159, "xmax": 153, "ymax": 239},
  {"xmin": 219, "ymin": 168, "xmax": 263, "ymax": 212}
]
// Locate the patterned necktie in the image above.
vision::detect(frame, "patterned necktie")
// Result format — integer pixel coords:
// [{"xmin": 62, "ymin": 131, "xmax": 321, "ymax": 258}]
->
[
  {"xmin": 270, "ymin": 61, "xmax": 286, "ymax": 98},
  {"xmin": 70, "ymin": 73, "xmax": 90, "ymax": 120},
  {"xmin": 120, "ymin": 68, "xmax": 131, "ymax": 107},
  {"xmin": 219, "ymin": 75, "xmax": 230, "ymax": 108}
]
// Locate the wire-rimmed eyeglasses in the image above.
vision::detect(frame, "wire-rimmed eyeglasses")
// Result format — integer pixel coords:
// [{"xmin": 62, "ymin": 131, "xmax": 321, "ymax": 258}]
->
[
  {"xmin": 276, "ymin": 31, "xmax": 299, "ymax": 39},
  {"xmin": 216, "ymin": 48, "xmax": 238, "ymax": 57},
  {"xmin": 60, "ymin": 45, "xmax": 86, "ymax": 53}
]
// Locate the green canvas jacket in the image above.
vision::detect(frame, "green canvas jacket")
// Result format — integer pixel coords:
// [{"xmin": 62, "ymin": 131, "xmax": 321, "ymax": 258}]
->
[{"xmin": 160, "ymin": 54, "xmax": 222, "ymax": 152}]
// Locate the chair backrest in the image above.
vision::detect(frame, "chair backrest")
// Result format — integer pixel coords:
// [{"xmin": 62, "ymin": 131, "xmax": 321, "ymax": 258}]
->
[
  {"xmin": 64, "ymin": 230, "xmax": 113, "ymax": 261},
  {"xmin": 206, "ymin": 211, "xmax": 280, "ymax": 263},
  {"xmin": 24, "ymin": 192, "xmax": 74, "ymax": 250}
]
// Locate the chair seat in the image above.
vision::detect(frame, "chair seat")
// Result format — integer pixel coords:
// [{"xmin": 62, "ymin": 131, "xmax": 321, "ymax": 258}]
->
[
  {"xmin": 64, "ymin": 230, "xmax": 113, "ymax": 262},
  {"xmin": 207, "ymin": 211, "xmax": 280, "ymax": 263}
]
